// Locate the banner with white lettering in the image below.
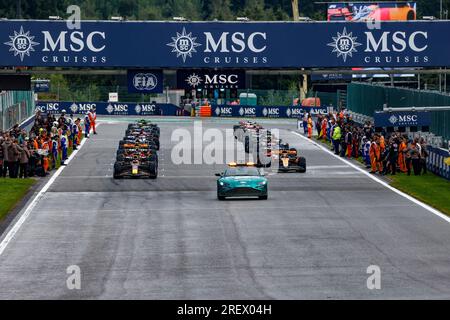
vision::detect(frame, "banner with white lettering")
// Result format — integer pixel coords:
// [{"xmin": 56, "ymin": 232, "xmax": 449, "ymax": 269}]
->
[
  {"xmin": 1, "ymin": 20, "xmax": 449, "ymax": 68},
  {"xmin": 212, "ymin": 105, "xmax": 328, "ymax": 118},
  {"xmin": 35, "ymin": 101, "xmax": 187, "ymax": 116},
  {"xmin": 177, "ymin": 69, "xmax": 245, "ymax": 89},
  {"xmin": 373, "ymin": 111, "xmax": 431, "ymax": 127}
]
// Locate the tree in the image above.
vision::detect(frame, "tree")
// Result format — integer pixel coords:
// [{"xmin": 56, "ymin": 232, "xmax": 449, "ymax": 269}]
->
[{"xmin": 207, "ymin": 0, "xmax": 233, "ymax": 20}]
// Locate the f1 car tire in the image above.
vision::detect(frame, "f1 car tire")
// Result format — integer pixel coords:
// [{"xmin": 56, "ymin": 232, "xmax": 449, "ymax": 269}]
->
[
  {"xmin": 259, "ymin": 195, "xmax": 268, "ymax": 200},
  {"xmin": 244, "ymin": 136, "xmax": 250, "ymax": 153},
  {"xmin": 217, "ymin": 195, "xmax": 226, "ymax": 201},
  {"xmin": 148, "ymin": 161, "xmax": 158, "ymax": 179},
  {"xmin": 113, "ymin": 163, "xmax": 124, "ymax": 179},
  {"xmin": 298, "ymin": 157, "xmax": 306, "ymax": 173}
]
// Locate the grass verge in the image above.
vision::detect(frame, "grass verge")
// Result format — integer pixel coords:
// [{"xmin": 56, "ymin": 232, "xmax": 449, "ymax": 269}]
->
[
  {"xmin": 389, "ymin": 173, "xmax": 450, "ymax": 216},
  {"xmin": 0, "ymin": 140, "xmax": 82, "ymax": 223},
  {"xmin": 0, "ymin": 178, "xmax": 36, "ymax": 222}
]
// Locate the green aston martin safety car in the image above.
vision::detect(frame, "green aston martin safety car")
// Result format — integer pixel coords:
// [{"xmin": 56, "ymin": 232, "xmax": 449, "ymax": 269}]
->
[{"xmin": 216, "ymin": 162, "xmax": 268, "ymax": 200}]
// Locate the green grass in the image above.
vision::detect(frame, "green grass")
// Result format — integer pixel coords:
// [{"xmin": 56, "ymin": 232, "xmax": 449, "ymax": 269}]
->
[
  {"xmin": 0, "ymin": 178, "xmax": 36, "ymax": 222},
  {"xmin": 390, "ymin": 173, "xmax": 450, "ymax": 216},
  {"xmin": 0, "ymin": 140, "xmax": 82, "ymax": 221}
]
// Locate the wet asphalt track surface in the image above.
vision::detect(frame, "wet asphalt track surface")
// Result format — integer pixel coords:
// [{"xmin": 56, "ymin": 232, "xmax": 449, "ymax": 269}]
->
[{"xmin": 0, "ymin": 117, "xmax": 450, "ymax": 299}]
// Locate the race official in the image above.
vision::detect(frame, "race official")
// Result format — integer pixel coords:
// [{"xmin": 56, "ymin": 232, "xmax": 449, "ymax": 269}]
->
[
  {"xmin": 331, "ymin": 122, "xmax": 341, "ymax": 155},
  {"xmin": 88, "ymin": 107, "xmax": 97, "ymax": 135},
  {"xmin": 307, "ymin": 114, "xmax": 313, "ymax": 139}
]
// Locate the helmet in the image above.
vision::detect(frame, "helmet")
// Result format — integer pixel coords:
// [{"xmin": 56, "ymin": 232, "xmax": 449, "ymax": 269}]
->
[{"xmin": 61, "ymin": 109, "xmax": 66, "ymax": 113}]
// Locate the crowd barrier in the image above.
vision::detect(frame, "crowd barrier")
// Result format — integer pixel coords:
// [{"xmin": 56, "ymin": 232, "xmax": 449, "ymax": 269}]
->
[
  {"xmin": 35, "ymin": 101, "xmax": 189, "ymax": 116},
  {"xmin": 427, "ymin": 146, "xmax": 450, "ymax": 180}
]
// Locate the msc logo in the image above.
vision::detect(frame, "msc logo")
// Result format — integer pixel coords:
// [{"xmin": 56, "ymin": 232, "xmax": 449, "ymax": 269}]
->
[
  {"xmin": 35, "ymin": 103, "xmax": 59, "ymax": 113},
  {"xmin": 185, "ymin": 72, "xmax": 240, "ymax": 88},
  {"xmin": 328, "ymin": 28, "xmax": 362, "ymax": 62},
  {"xmin": 41, "ymin": 30, "xmax": 106, "ymax": 52},
  {"xmin": 68, "ymin": 102, "xmax": 96, "ymax": 114},
  {"xmin": 365, "ymin": 31, "xmax": 428, "ymax": 53},
  {"xmin": 289, "ymin": 108, "xmax": 304, "ymax": 117},
  {"xmin": 168, "ymin": 28, "xmax": 267, "ymax": 62},
  {"xmin": 106, "ymin": 103, "xmax": 128, "ymax": 114},
  {"xmin": 70, "ymin": 103, "xmax": 79, "ymax": 114},
  {"xmin": 263, "ymin": 107, "xmax": 279, "ymax": 117},
  {"xmin": 239, "ymin": 107, "xmax": 256, "ymax": 116},
  {"xmin": 329, "ymin": 28, "xmax": 429, "ymax": 63},
  {"xmin": 4, "ymin": 26, "xmax": 39, "ymax": 61},
  {"xmin": 186, "ymin": 73, "xmax": 203, "ymax": 88},
  {"xmin": 167, "ymin": 27, "xmax": 201, "ymax": 62},
  {"xmin": 134, "ymin": 104, "xmax": 157, "ymax": 115},
  {"xmin": 388, "ymin": 115, "xmax": 398, "ymax": 125},
  {"xmin": 133, "ymin": 73, "xmax": 158, "ymax": 91},
  {"xmin": 388, "ymin": 114, "xmax": 418, "ymax": 125},
  {"xmin": 215, "ymin": 106, "xmax": 233, "ymax": 116}
]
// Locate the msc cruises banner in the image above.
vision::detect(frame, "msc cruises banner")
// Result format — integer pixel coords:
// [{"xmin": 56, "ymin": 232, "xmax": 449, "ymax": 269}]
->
[
  {"xmin": 1, "ymin": 20, "xmax": 450, "ymax": 68},
  {"xmin": 373, "ymin": 111, "xmax": 431, "ymax": 127},
  {"xmin": 177, "ymin": 69, "xmax": 246, "ymax": 89},
  {"xmin": 212, "ymin": 105, "xmax": 329, "ymax": 118},
  {"xmin": 35, "ymin": 101, "xmax": 187, "ymax": 116}
]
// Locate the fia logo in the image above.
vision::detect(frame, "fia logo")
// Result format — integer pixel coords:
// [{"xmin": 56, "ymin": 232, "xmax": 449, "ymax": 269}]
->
[
  {"xmin": 133, "ymin": 73, "xmax": 158, "ymax": 91},
  {"xmin": 328, "ymin": 28, "xmax": 361, "ymax": 62},
  {"xmin": 167, "ymin": 27, "xmax": 201, "ymax": 62},
  {"xmin": 4, "ymin": 26, "xmax": 39, "ymax": 61}
]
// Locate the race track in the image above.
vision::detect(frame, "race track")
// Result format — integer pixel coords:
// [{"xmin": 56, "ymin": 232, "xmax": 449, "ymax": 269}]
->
[{"xmin": 1, "ymin": 117, "xmax": 450, "ymax": 299}]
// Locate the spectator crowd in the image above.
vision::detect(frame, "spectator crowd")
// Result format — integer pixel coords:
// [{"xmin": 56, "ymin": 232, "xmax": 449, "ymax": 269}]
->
[
  {"xmin": 0, "ymin": 110, "xmax": 85, "ymax": 179},
  {"xmin": 303, "ymin": 109, "xmax": 429, "ymax": 176}
]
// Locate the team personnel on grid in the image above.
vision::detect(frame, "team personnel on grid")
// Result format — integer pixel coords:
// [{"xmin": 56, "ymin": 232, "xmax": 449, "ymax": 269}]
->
[
  {"xmin": 88, "ymin": 107, "xmax": 97, "ymax": 135},
  {"xmin": 84, "ymin": 112, "xmax": 91, "ymax": 138},
  {"xmin": 369, "ymin": 134, "xmax": 382, "ymax": 174},
  {"xmin": 307, "ymin": 114, "xmax": 313, "ymax": 139}
]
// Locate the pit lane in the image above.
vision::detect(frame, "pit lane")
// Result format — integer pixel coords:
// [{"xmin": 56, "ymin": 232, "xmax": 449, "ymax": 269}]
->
[{"xmin": 0, "ymin": 117, "xmax": 449, "ymax": 299}]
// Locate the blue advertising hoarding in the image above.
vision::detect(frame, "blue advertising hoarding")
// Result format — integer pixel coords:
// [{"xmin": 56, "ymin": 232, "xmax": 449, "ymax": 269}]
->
[
  {"xmin": 33, "ymin": 80, "xmax": 50, "ymax": 92},
  {"xmin": 177, "ymin": 69, "xmax": 246, "ymax": 89},
  {"xmin": 373, "ymin": 111, "xmax": 431, "ymax": 127},
  {"xmin": 35, "ymin": 101, "xmax": 186, "ymax": 116},
  {"xmin": 212, "ymin": 105, "xmax": 328, "ymax": 118},
  {"xmin": 127, "ymin": 70, "xmax": 163, "ymax": 93},
  {"xmin": 1, "ymin": 20, "xmax": 450, "ymax": 68}
]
